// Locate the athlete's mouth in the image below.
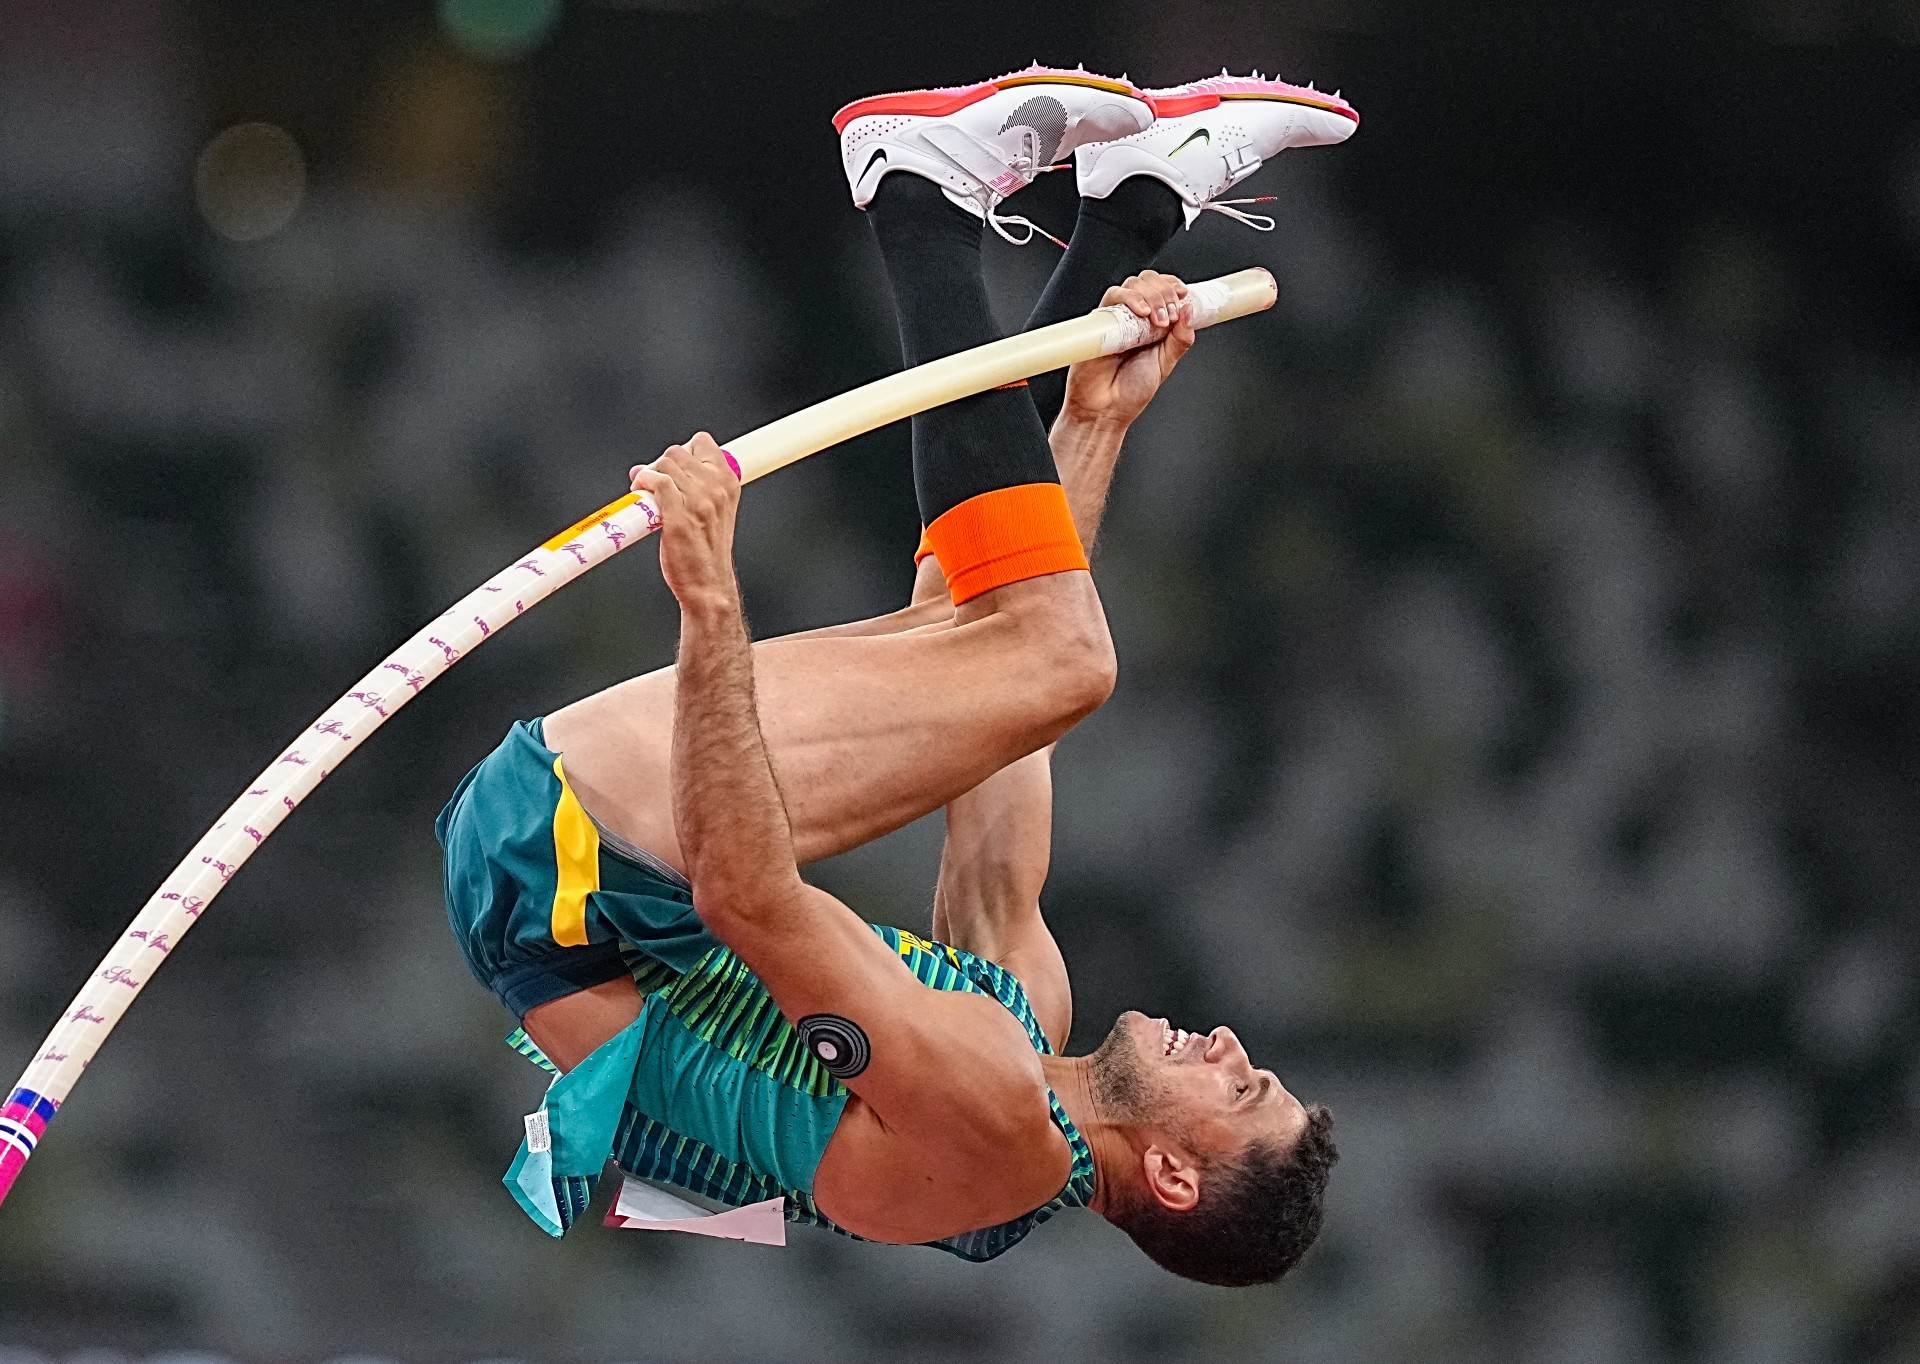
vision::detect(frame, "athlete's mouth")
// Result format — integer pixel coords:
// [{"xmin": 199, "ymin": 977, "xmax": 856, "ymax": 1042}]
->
[{"xmin": 1159, "ymin": 1018, "xmax": 1197, "ymax": 1057}]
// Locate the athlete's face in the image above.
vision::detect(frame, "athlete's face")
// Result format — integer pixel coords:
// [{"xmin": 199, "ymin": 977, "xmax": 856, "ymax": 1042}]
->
[{"xmin": 1091, "ymin": 1010, "xmax": 1310, "ymax": 1164}]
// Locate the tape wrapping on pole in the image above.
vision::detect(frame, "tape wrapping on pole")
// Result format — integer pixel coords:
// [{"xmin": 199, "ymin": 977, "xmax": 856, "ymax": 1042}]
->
[{"xmin": 0, "ymin": 266, "xmax": 1275, "ymax": 1208}]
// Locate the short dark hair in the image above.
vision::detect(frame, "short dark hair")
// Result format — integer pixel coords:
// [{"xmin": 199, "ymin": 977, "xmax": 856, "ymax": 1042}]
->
[{"xmin": 1114, "ymin": 1104, "xmax": 1338, "ymax": 1287}]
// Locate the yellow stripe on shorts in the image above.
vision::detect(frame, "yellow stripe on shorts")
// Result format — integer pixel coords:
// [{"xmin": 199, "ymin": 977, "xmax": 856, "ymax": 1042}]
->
[{"xmin": 549, "ymin": 755, "xmax": 600, "ymax": 947}]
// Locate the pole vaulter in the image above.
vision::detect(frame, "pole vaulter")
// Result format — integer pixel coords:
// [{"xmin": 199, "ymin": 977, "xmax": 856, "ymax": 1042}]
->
[{"xmin": 0, "ymin": 266, "xmax": 1275, "ymax": 1211}]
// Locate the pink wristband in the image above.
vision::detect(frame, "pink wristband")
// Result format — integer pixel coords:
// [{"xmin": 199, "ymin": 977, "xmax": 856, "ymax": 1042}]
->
[{"xmin": 721, "ymin": 449, "xmax": 741, "ymax": 481}]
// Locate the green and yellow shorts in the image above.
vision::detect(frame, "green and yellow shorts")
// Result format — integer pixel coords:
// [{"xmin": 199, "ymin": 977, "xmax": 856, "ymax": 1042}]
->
[{"xmin": 435, "ymin": 718, "xmax": 718, "ymax": 1019}]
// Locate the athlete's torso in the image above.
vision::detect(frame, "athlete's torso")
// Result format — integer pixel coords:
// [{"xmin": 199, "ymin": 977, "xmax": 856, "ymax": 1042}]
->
[{"xmin": 510, "ymin": 925, "xmax": 1096, "ymax": 1261}]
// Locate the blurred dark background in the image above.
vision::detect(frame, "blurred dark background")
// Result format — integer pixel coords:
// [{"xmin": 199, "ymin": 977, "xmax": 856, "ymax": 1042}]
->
[{"xmin": 2, "ymin": 1, "xmax": 1918, "ymax": 1361}]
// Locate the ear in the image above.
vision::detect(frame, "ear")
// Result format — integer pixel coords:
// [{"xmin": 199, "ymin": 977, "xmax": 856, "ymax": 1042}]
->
[{"xmin": 1142, "ymin": 1143, "xmax": 1201, "ymax": 1214}]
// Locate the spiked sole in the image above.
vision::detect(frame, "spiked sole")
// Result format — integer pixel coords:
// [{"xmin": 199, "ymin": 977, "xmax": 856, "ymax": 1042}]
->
[{"xmin": 832, "ymin": 66, "xmax": 1148, "ymax": 135}]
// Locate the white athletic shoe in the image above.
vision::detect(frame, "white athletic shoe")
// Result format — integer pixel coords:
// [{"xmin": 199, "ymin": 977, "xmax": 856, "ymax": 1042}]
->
[
  {"xmin": 1075, "ymin": 73, "xmax": 1359, "ymax": 231},
  {"xmin": 835, "ymin": 65, "xmax": 1156, "ymax": 243}
]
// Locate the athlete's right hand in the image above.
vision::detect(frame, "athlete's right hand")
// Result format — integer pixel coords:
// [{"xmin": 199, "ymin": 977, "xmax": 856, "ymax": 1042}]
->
[
  {"xmin": 630, "ymin": 432, "xmax": 742, "ymax": 612},
  {"xmin": 1061, "ymin": 270, "xmax": 1197, "ymax": 428}
]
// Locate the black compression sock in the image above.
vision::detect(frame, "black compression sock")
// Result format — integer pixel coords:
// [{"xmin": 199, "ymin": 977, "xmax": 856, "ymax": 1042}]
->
[
  {"xmin": 866, "ymin": 174, "xmax": 1059, "ymax": 526},
  {"xmin": 1023, "ymin": 177, "xmax": 1185, "ymax": 428}
]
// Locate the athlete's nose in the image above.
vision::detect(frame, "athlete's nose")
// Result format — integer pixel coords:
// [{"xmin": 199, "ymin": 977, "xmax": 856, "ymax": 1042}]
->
[{"xmin": 1205, "ymin": 1026, "xmax": 1247, "ymax": 1065}]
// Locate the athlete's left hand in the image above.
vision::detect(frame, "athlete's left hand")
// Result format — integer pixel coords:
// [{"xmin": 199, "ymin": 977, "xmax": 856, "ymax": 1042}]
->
[{"xmin": 1060, "ymin": 270, "xmax": 1197, "ymax": 428}]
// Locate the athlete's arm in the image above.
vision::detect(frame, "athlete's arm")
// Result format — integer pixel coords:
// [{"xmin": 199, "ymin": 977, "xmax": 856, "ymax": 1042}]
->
[
  {"xmin": 1051, "ymin": 269, "xmax": 1196, "ymax": 551},
  {"xmin": 931, "ymin": 745, "xmax": 1072, "ymax": 1046},
  {"xmin": 633, "ymin": 435, "xmax": 1066, "ymax": 1177}
]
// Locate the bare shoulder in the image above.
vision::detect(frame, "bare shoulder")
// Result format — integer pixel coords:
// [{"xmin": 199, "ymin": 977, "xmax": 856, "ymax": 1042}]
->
[
  {"xmin": 810, "ymin": 993, "xmax": 1071, "ymax": 1245},
  {"xmin": 847, "ymin": 985, "xmax": 1054, "ymax": 1145}
]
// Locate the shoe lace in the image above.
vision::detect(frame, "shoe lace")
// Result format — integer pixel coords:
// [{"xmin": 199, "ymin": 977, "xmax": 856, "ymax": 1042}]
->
[
  {"xmin": 985, "ymin": 206, "xmax": 1069, "ymax": 248},
  {"xmin": 998, "ymin": 164, "xmax": 1071, "ymax": 250},
  {"xmin": 1005, "ymin": 175, "xmax": 1280, "ymax": 249},
  {"xmin": 1198, "ymin": 195, "xmax": 1279, "ymax": 231}
]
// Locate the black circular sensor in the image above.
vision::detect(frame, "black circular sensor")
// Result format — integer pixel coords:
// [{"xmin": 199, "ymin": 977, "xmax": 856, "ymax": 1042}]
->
[{"xmin": 797, "ymin": 1014, "xmax": 872, "ymax": 1079}]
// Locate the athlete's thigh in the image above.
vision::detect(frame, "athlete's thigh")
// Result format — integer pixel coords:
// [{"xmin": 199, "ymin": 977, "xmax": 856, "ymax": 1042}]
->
[{"xmin": 544, "ymin": 608, "xmax": 1070, "ymax": 872}]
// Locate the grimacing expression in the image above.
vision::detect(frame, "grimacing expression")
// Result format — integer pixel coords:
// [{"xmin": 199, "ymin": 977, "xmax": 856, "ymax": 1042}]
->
[{"xmin": 1090, "ymin": 1010, "xmax": 1310, "ymax": 1158}]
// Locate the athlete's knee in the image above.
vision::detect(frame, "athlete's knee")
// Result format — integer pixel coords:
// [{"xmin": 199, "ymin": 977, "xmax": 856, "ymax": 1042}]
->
[
  {"xmin": 1053, "ymin": 608, "xmax": 1118, "ymax": 720},
  {"xmin": 1014, "ymin": 583, "xmax": 1117, "ymax": 725},
  {"xmin": 962, "ymin": 571, "xmax": 1116, "ymax": 721}
]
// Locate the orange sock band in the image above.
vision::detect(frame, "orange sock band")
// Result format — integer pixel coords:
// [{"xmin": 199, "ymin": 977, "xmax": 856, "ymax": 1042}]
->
[{"xmin": 922, "ymin": 483, "xmax": 1088, "ymax": 606}]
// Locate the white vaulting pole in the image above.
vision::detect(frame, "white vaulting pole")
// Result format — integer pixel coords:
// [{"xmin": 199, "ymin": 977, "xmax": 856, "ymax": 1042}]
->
[{"xmin": 0, "ymin": 268, "xmax": 1276, "ymax": 1208}]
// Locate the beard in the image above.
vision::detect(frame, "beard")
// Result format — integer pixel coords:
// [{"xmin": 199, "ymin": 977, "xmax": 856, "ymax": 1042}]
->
[{"xmin": 1086, "ymin": 1015, "xmax": 1158, "ymax": 1124}]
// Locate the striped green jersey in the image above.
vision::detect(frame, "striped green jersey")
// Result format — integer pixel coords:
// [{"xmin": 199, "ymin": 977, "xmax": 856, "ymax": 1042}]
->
[{"xmin": 507, "ymin": 923, "xmax": 1097, "ymax": 1262}]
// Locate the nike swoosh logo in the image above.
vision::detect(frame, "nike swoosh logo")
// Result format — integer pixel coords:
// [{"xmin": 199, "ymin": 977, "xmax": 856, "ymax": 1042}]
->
[
  {"xmin": 862, "ymin": 148, "xmax": 887, "ymax": 178},
  {"xmin": 1168, "ymin": 128, "xmax": 1210, "ymax": 158}
]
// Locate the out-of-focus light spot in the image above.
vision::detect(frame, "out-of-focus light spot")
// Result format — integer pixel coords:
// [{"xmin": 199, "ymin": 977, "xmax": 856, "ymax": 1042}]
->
[
  {"xmin": 437, "ymin": 0, "xmax": 561, "ymax": 61},
  {"xmin": 193, "ymin": 122, "xmax": 306, "ymax": 242}
]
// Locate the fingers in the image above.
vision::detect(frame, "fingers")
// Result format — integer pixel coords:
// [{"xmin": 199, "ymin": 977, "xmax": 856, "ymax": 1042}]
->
[
  {"xmin": 1163, "ymin": 309, "xmax": 1197, "ymax": 370},
  {"xmin": 629, "ymin": 432, "xmax": 740, "ymax": 515},
  {"xmin": 1101, "ymin": 270, "xmax": 1191, "ymax": 328},
  {"xmin": 628, "ymin": 465, "xmax": 687, "ymax": 542},
  {"xmin": 685, "ymin": 431, "xmax": 741, "ymax": 478},
  {"xmin": 629, "ymin": 463, "xmax": 685, "ymax": 516},
  {"xmin": 679, "ymin": 434, "xmax": 742, "ymax": 509},
  {"xmin": 1169, "ymin": 293, "xmax": 1198, "ymax": 353}
]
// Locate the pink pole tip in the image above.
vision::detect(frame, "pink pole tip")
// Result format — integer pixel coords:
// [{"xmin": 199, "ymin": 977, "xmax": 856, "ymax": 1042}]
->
[
  {"xmin": 0, "ymin": 1152, "xmax": 25, "ymax": 1205},
  {"xmin": 721, "ymin": 449, "xmax": 741, "ymax": 481}
]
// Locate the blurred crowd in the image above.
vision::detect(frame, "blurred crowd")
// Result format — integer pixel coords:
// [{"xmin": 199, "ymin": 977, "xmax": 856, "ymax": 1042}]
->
[{"xmin": 2, "ymin": 2, "xmax": 1917, "ymax": 1362}]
